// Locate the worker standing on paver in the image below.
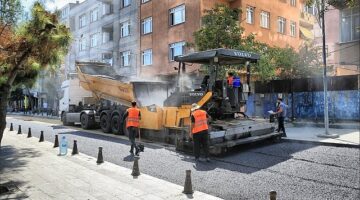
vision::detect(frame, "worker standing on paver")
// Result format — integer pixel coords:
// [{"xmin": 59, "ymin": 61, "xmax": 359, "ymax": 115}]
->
[
  {"xmin": 190, "ymin": 103, "xmax": 210, "ymax": 162},
  {"xmin": 123, "ymin": 101, "xmax": 141, "ymax": 156},
  {"xmin": 275, "ymin": 97, "xmax": 287, "ymax": 137}
]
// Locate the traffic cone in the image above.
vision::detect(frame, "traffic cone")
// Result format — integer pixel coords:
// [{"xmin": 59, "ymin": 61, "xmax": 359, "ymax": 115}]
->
[
  {"xmin": 96, "ymin": 147, "xmax": 103, "ymax": 164},
  {"xmin": 27, "ymin": 128, "xmax": 32, "ymax": 138},
  {"xmin": 17, "ymin": 125, "xmax": 21, "ymax": 134},
  {"xmin": 53, "ymin": 135, "xmax": 59, "ymax": 148},
  {"xmin": 10, "ymin": 123, "xmax": 13, "ymax": 131},
  {"xmin": 39, "ymin": 131, "xmax": 44, "ymax": 142},
  {"xmin": 183, "ymin": 170, "xmax": 194, "ymax": 194},
  {"xmin": 269, "ymin": 190, "xmax": 277, "ymax": 200},
  {"xmin": 72, "ymin": 140, "xmax": 78, "ymax": 155},
  {"xmin": 131, "ymin": 157, "xmax": 140, "ymax": 177}
]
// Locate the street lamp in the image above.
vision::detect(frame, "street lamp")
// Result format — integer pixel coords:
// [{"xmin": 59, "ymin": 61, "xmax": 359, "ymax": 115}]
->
[{"xmin": 317, "ymin": 0, "xmax": 338, "ymax": 138}]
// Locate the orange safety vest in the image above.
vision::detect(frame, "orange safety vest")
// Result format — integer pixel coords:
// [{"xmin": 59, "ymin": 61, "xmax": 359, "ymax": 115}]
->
[
  {"xmin": 126, "ymin": 107, "xmax": 140, "ymax": 128},
  {"xmin": 191, "ymin": 110, "xmax": 209, "ymax": 134},
  {"xmin": 227, "ymin": 76, "xmax": 233, "ymax": 86}
]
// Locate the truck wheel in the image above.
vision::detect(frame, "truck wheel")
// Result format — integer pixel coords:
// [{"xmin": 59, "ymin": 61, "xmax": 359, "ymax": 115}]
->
[
  {"xmin": 111, "ymin": 115, "xmax": 121, "ymax": 135},
  {"xmin": 81, "ymin": 113, "xmax": 90, "ymax": 129},
  {"xmin": 100, "ymin": 114, "xmax": 111, "ymax": 133}
]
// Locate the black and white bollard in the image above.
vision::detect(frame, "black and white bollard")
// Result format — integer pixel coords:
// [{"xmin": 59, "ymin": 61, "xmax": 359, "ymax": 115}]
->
[
  {"xmin": 269, "ymin": 190, "xmax": 277, "ymax": 200},
  {"xmin": 183, "ymin": 170, "xmax": 194, "ymax": 194},
  {"xmin": 27, "ymin": 128, "xmax": 32, "ymax": 138},
  {"xmin": 10, "ymin": 123, "xmax": 13, "ymax": 131},
  {"xmin": 39, "ymin": 131, "xmax": 44, "ymax": 142},
  {"xmin": 53, "ymin": 135, "xmax": 59, "ymax": 148},
  {"xmin": 17, "ymin": 125, "xmax": 21, "ymax": 134},
  {"xmin": 131, "ymin": 157, "xmax": 140, "ymax": 177},
  {"xmin": 96, "ymin": 147, "xmax": 104, "ymax": 164},
  {"xmin": 71, "ymin": 140, "xmax": 78, "ymax": 155}
]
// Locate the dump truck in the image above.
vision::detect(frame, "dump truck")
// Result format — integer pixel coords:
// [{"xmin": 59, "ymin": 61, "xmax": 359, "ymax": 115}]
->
[{"xmin": 60, "ymin": 49, "xmax": 280, "ymax": 154}]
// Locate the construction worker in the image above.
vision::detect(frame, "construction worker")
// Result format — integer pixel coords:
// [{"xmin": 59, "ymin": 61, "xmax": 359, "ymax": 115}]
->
[
  {"xmin": 227, "ymin": 72, "xmax": 234, "ymax": 87},
  {"xmin": 275, "ymin": 98, "xmax": 287, "ymax": 137},
  {"xmin": 123, "ymin": 101, "xmax": 141, "ymax": 156},
  {"xmin": 190, "ymin": 103, "xmax": 210, "ymax": 162}
]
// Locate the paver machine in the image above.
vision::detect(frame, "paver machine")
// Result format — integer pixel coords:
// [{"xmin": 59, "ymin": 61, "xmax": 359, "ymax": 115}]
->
[{"xmin": 168, "ymin": 48, "xmax": 280, "ymax": 154}]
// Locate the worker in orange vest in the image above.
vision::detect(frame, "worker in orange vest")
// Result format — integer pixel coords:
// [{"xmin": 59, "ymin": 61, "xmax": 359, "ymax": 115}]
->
[
  {"xmin": 190, "ymin": 103, "xmax": 210, "ymax": 162},
  {"xmin": 227, "ymin": 72, "xmax": 234, "ymax": 87},
  {"xmin": 123, "ymin": 101, "xmax": 141, "ymax": 156}
]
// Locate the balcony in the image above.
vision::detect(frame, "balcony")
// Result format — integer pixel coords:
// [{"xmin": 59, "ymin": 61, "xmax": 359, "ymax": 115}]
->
[
  {"xmin": 97, "ymin": 0, "xmax": 112, "ymax": 3},
  {"xmin": 300, "ymin": 11, "xmax": 316, "ymax": 29}
]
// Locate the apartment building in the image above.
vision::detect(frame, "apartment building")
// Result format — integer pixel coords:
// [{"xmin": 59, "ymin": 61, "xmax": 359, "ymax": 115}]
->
[
  {"xmin": 60, "ymin": 0, "xmax": 139, "ymax": 77},
  {"xmin": 139, "ymin": 0, "xmax": 315, "ymax": 77},
  {"xmin": 313, "ymin": 6, "xmax": 359, "ymax": 76}
]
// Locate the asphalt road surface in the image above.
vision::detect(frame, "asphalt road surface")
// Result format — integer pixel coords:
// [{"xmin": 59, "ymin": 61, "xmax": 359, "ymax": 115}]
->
[{"xmin": 4, "ymin": 116, "xmax": 360, "ymax": 200}]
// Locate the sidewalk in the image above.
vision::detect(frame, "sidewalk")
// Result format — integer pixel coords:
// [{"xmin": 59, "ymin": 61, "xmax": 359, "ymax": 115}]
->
[
  {"xmin": 284, "ymin": 126, "xmax": 359, "ymax": 147},
  {"xmin": 0, "ymin": 129, "xmax": 221, "ymax": 200},
  {"xmin": 7, "ymin": 112, "xmax": 60, "ymax": 120}
]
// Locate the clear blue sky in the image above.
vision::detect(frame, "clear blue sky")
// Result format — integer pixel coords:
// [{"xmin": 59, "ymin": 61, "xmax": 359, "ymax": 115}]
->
[{"xmin": 23, "ymin": 0, "xmax": 85, "ymax": 12}]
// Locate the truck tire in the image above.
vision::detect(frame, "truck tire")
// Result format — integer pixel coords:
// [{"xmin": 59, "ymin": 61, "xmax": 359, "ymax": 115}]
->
[
  {"xmin": 100, "ymin": 114, "xmax": 111, "ymax": 133},
  {"xmin": 111, "ymin": 115, "xmax": 121, "ymax": 135},
  {"xmin": 62, "ymin": 113, "xmax": 74, "ymax": 126},
  {"xmin": 81, "ymin": 113, "xmax": 91, "ymax": 129}
]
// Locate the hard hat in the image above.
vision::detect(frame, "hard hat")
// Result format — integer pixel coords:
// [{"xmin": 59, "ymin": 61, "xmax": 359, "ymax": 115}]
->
[{"xmin": 191, "ymin": 103, "xmax": 200, "ymax": 112}]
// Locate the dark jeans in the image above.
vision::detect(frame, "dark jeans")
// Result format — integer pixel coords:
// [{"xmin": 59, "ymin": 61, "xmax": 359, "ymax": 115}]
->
[
  {"xmin": 193, "ymin": 130, "xmax": 209, "ymax": 159},
  {"xmin": 128, "ymin": 126, "xmax": 139, "ymax": 153},
  {"xmin": 277, "ymin": 116, "xmax": 286, "ymax": 133}
]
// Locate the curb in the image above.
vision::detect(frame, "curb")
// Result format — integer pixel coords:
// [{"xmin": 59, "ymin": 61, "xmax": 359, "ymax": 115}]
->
[
  {"xmin": 7, "ymin": 113, "xmax": 60, "ymax": 120},
  {"xmin": 292, "ymin": 122, "xmax": 360, "ymax": 130},
  {"xmin": 282, "ymin": 138, "xmax": 360, "ymax": 148}
]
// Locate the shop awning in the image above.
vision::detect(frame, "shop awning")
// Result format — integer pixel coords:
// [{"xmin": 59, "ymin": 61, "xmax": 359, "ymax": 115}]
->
[{"xmin": 300, "ymin": 27, "xmax": 314, "ymax": 40}]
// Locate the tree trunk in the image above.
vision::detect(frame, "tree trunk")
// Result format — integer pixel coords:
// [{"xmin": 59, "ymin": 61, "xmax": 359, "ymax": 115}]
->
[{"xmin": 0, "ymin": 85, "xmax": 10, "ymax": 147}]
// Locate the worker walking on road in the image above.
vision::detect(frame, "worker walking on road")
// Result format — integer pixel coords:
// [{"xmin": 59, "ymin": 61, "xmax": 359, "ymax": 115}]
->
[
  {"xmin": 123, "ymin": 101, "xmax": 141, "ymax": 156},
  {"xmin": 275, "ymin": 98, "xmax": 287, "ymax": 137},
  {"xmin": 190, "ymin": 103, "xmax": 210, "ymax": 162}
]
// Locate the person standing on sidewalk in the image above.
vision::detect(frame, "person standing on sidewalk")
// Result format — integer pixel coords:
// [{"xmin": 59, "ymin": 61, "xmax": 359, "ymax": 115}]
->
[
  {"xmin": 275, "ymin": 98, "xmax": 287, "ymax": 137},
  {"xmin": 123, "ymin": 101, "xmax": 141, "ymax": 156},
  {"xmin": 190, "ymin": 103, "xmax": 210, "ymax": 162}
]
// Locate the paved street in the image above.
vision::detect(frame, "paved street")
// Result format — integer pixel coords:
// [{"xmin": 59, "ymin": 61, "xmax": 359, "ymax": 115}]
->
[{"xmin": 4, "ymin": 116, "xmax": 360, "ymax": 200}]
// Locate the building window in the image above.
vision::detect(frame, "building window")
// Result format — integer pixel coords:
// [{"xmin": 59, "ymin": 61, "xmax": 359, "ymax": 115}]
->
[
  {"xmin": 290, "ymin": 21, "xmax": 296, "ymax": 37},
  {"xmin": 61, "ymin": 7, "xmax": 68, "ymax": 19},
  {"xmin": 278, "ymin": 17, "xmax": 286, "ymax": 34},
  {"xmin": 102, "ymin": 3, "xmax": 113, "ymax": 15},
  {"xmin": 79, "ymin": 38, "xmax": 86, "ymax": 51},
  {"xmin": 142, "ymin": 17, "xmax": 152, "ymax": 34},
  {"xmin": 142, "ymin": 49, "xmax": 152, "ymax": 66},
  {"xmin": 246, "ymin": 6, "xmax": 254, "ymax": 24},
  {"xmin": 90, "ymin": 33, "xmax": 99, "ymax": 47},
  {"xmin": 303, "ymin": 4, "xmax": 317, "ymax": 15},
  {"xmin": 169, "ymin": 41, "xmax": 185, "ymax": 61},
  {"xmin": 169, "ymin": 5, "xmax": 185, "ymax": 26},
  {"xmin": 260, "ymin": 11, "xmax": 270, "ymax": 28},
  {"xmin": 79, "ymin": 14, "xmax": 86, "ymax": 28},
  {"xmin": 90, "ymin": 8, "xmax": 99, "ymax": 22},
  {"xmin": 142, "ymin": 0, "xmax": 150, "ymax": 3},
  {"xmin": 120, "ymin": 21, "xmax": 130, "ymax": 37},
  {"xmin": 122, "ymin": 0, "xmax": 131, "ymax": 8},
  {"xmin": 120, "ymin": 51, "xmax": 131, "ymax": 67},
  {"xmin": 102, "ymin": 31, "xmax": 113, "ymax": 43},
  {"xmin": 341, "ymin": 7, "xmax": 360, "ymax": 43},
  {"xmin": 102, "ymin": 53, "xmax": 113, "ymax": 65},
  {"xmin": 290, "ymin": 0, "xmax": 296, "ymax": 7}
]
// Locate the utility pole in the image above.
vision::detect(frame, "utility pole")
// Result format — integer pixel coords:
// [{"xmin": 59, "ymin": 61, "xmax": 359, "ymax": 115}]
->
[{"xmin": 318, "ymin": 0, "xmax": 338, "ymax": 138}]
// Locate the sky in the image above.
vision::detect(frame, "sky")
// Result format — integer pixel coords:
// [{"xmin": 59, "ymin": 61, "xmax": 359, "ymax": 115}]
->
[{"xmin": 23, "ymin": 0, "xmax": 85, "ymax": 12}]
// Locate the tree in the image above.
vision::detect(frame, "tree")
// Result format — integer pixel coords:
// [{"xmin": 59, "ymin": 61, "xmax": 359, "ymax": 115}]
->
[
  {"xmin": 193, "ymin": 4, "xmax": 322, "ymax": 81},
  {"xmin": 0, "ymin": 2, "xmax": 71, "ymax": 146}
]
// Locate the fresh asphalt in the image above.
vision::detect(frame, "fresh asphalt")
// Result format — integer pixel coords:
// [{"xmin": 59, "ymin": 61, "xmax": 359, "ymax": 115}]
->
[{"xmin": 5, "ymin": 117, "xmax": 360, "ymax": 200}]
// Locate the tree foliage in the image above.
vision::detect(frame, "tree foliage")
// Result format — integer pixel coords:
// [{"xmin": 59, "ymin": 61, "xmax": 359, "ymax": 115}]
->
[
  {"xmin": 0, "ymin": 0, "xmax": 22, "ymax": 25},
  {"xmin": 0, "ymin": 2, "xmax": 71, "ymax": 145},
  {"xmin": 193, "ymin": 4, "xmax": 322, "ymax": 81}
]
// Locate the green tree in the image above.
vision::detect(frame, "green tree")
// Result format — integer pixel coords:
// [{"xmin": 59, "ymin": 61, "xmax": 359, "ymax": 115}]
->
[
  {"xmin": 0, "ymin": 2, "xmax": 71, "ymax": 146},
  {"xmin": 193, "ymin": 4, "xmax": 322, "ymax": 81}
]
